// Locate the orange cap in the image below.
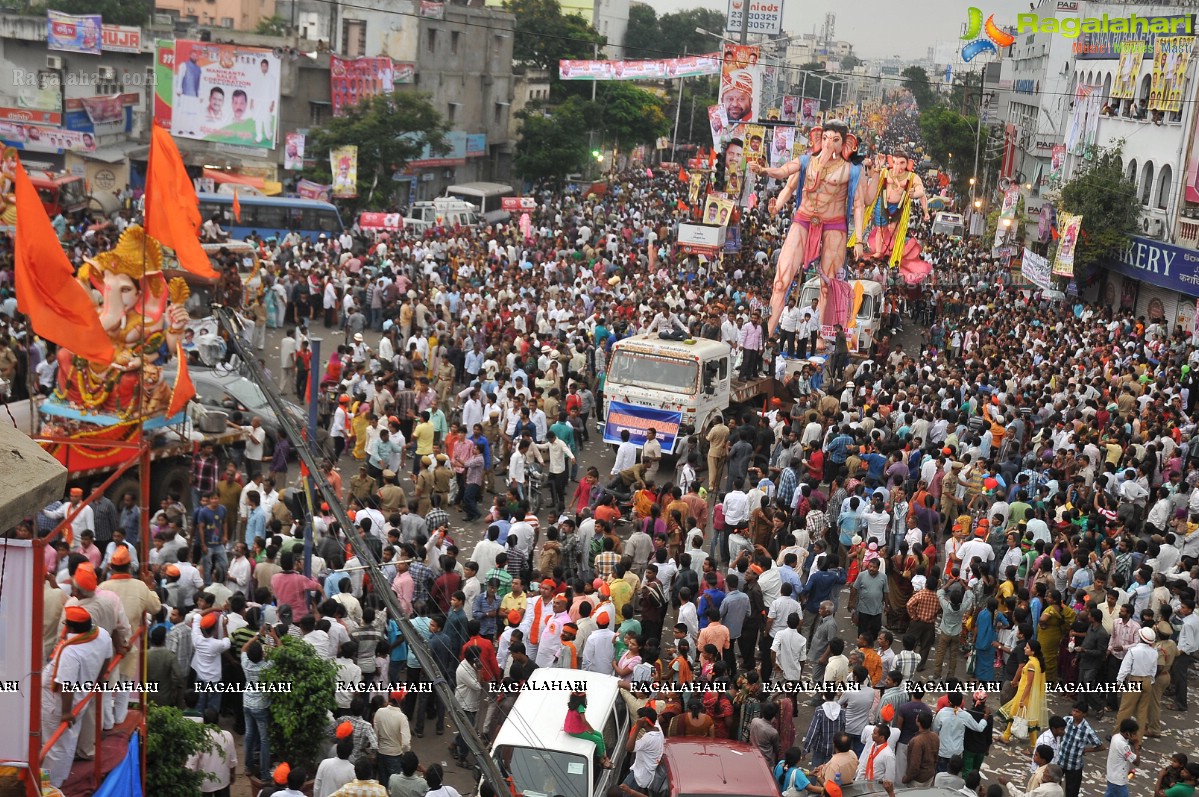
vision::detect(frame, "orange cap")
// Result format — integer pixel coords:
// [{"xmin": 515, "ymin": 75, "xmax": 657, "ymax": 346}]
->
[
  {"xmin": 110, "ymin": 546, "xmax": 131, "ymax": 566},
  {"xmin": 507, "ymin": 610, "xmax": 522, "ymax": 625},
  {"xmin": 199, "ymin": 612, "xmax": 219, "ymax": 630},
  {"xmin": 164, "ymin": 564, "xmax": 181, "ymax": 577},
  {"xmin": 335, "ymin": 721, "xmax": 354, "ymax": 739},
  {"xmin": 881, "ymin": 703, "xmax": 895, "ymax": 722},
  {"xmin": 74, "ymin": 563, "xmax": 98, "ymax": 591},
  {"xmin": 64, "ymin": 605, "xmax": 91, "ymax": 624},
  {"xmin": 272, "ymin": 763, "xmax": 291, "ymax": 785}
]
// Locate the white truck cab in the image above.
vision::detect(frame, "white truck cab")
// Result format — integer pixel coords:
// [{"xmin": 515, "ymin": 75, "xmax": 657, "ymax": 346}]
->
[
  {"xmin": 403, "ymin": 197, "xmax": 480, "ymax": 232},
  {"xmin": 931, "ymin": 211, "xmax": 966, "ymax": 238},
  {"xmin": 796, "ymin": 277, "xmax": 885, "ymax": 355},
  {"xmin": 602, "ymin": 334, "xmax": 734, "ymax": 449}
]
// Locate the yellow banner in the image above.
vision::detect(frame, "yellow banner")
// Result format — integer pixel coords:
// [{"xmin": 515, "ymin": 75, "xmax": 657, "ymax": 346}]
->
[
  {"xmin": 1111, "ymin": 43, "xmax": 1142, "ymax": 100},
  {"xmin": 1149, "ymin": 36, "xmax": 1194, "ymax": 113},
  {"xmin": 330, "ymin": 145, "xmax": 358, "ymax": 198}
]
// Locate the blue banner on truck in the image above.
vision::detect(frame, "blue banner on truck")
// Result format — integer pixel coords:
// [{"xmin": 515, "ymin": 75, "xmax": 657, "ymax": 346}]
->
[{"xmin": 603, "ymin": 401, "xmax": 682, "ymax": 455}]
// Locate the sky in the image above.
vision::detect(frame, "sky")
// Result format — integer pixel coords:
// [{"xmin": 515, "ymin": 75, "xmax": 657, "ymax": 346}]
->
[{"xmin": 646, "ymin": 0, "xmax": 981, "ymax": 60}]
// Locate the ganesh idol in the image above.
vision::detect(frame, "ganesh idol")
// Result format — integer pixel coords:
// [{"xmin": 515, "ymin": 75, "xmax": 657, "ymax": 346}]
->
[
  {"xmin": 749, "ymin": 119, "xmax": 866, "ymax": 335},
  {"xmin": 860, "ymin": 149, "xmax": 932, "ymax": 284},
  {"xmin": 55, "ymin": 225, "xmax": 190, "ymax": 418}
]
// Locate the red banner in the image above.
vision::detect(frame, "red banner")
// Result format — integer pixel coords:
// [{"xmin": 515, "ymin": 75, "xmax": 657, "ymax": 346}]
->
[{"xmin": 501, "ymin": 197, "xmax": 537, "ymax": 211}]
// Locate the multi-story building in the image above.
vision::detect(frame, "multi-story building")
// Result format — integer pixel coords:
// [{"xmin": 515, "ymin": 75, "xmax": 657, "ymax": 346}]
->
[
  {"xmin": 156, "ymin": 0, "xmax": 276, "ymax": 32},
  {"xmin": 0, "ymin": 4, "xmax": 514, "ymax": 209}
]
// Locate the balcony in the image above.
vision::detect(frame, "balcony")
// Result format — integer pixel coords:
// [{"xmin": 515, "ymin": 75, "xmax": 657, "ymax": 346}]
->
[{"xmin": 1179, "ymin": 215, "xmax": 1199, "ymax": 248}]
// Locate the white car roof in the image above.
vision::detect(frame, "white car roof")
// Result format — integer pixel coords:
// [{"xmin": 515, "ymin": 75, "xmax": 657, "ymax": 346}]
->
[{"xmin": 490, "ymin": 670, "xmax": 624, "ymax": 756}]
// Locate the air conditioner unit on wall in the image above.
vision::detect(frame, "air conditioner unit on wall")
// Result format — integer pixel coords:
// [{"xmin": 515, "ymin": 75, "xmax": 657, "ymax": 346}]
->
[{"xmin": 46, "ymin": 55, "xmax": 63, "ymax": 70}]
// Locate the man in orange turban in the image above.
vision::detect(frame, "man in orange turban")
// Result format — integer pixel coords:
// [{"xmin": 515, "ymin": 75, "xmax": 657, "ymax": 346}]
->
[{"xmin": 42, "ymin": 604, "xmax": 114, "ymax": 788}]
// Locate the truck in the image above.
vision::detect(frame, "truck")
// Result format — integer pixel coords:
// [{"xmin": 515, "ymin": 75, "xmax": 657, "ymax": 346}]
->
[
  {"xmin": 795, "ymin": 276, "xmax": 886, "ymax": 356},
  {"xmin": 931, "ymin": 211, "xmax": 966, "ymax": 238},
  {"xmin": 402, "ymin": 197, "xmax": 482, "ymax": 232},
  {"xmin": 601, "ymin": 334, "xmax": 784, "ymax": 454}
]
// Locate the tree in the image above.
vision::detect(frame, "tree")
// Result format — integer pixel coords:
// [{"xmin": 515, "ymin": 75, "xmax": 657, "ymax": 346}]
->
[
  {"xmin": 303, "ymin": 92, "xmax": 448, "ymax": 209},
  {"xmin": 1058, "ymin": 145, "xmax": 1141, "ymax": 271},
  {"xmin": 596, "ymin": 82, "xmax": 670, "ymax": 146},
  {"xmin": 800, "ymin": 61, "xmax": 826, "ymax": 74},
  {"xmin": 919, "ymin": 106, "xmax": 975, "ymax": 171},
  {"xmin": 255, "ymin": 14, "xmax": 289, "ymax": 35},
  {"xmin": 841, "ymin": 52, "xmax": 863, "ymax": 72},
  {"xmin": 657, "ymin": 9, "xmax": 729, "ymax": 57},
  {"xmin": 514, "ymin": 98, "xmax": 592, "ymax": 184},
  {"xmin": 623, "ymin": 3, "xmax": 659, "ymax": 60},
  {"xmin": 902, "ymin": 65, "xmax": 938, "ymax": 111},
  {"xmin": 40, "ymin": 0, "xmax": 148, "ymax": 25},
  {"xmin": 506, "ymin": 0, "xmax": 605, "ymax": 72},
  {"xmin": 146, "ymin": 705, "xmax": 217, "ymax": 797},
  {"xmin": 263, "ymin": 635, "xmax": 338, "ymax": 773}
]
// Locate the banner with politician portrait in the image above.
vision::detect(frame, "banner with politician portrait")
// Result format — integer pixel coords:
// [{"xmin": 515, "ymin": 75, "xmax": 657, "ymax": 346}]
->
[
  {"xmin": 1148, "ymin": 36, "xmax": 1194, "ymax": 113},
  {"xmin": 770, "ymin": 127, "xmax": 794, "ymax": 167},
  {"xmin": 331, "ymin": 145, "xmax": 358, "ymax": 198},
  {"xmin": 284, "ymin": 132, "xmax": 305, "ymax": 170},
  {"xmin": 169, "ymin": 40, "xmax": 281, "ymax": 150},
  {"xmin": 1111, "ymin": 43, "xmax": 1142, "ymax": 100},
  {"xmin": 702, "ymin": 195, "xmax": 735, "ymax": 227},
  {"xmin": 719, "ymin": 44, "xmax": 761, "ymax": 128}
]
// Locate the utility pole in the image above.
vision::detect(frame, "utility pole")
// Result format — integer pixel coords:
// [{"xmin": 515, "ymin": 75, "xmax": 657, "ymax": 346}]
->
[
  {"xmin": 739, "ymin": 0, "xmax": 749, "ymax": 45},
  {"xmin": 670, "ymin": 46, "xmax": 687, "ymax": 164}
]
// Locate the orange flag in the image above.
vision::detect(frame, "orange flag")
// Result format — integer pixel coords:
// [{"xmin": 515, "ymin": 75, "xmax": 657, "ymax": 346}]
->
[
  {"xmin": 708, "ymin": 148, "xmax": 717, "ymax": 168},
  {"xmin": 166, "ymin": 342, "xmax": 196, "ymax": 418},
  {"xmin": 676, "ymin": 199, "xmax": 687, "ymax": 211},
  {"xmin": 145, "ymin": 124, "xmax": 218, "ymax": 279},
  {"xmin": 678, "ymin": 167, "xmax": 688, "ymax": 182},
  {"xmin": 232, "ymin": 189, "xmax": 241, "ymax": 223},
  {"xmin": 13, "ymin": 162, "xmax": 115, "ymax": 365}
]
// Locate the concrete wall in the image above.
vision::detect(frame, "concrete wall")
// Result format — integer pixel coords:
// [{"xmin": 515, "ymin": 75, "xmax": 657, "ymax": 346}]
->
[{"xmin": 157, "ymin": 0, "xmax": 278, "ymax": 33}]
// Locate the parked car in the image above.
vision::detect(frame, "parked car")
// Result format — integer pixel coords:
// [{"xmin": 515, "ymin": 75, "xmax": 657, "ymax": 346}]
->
[
  {"xmin": 661, "ymin": 739, "xmax": 779, "ymax": 797},
  {"xmin": 487, "ymin": 670, "xmax": 630, "ymax": 797}
]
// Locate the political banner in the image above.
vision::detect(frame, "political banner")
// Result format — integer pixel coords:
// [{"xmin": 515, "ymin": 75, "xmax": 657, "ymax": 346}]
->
[
  {"xmin": 80, "ymin": 95, "xmax": 124, "ymax": 125},
  {"xmin": 558, "ymin": 54, "xmax": 721, "ymax": 81},
  {"xmin": 501, "ymin": 196, "xmax": 537, "ymax": 211},
  {"xmin": 1021, "ymin": 248, "xmax": 1053, "ymax": 292},
  {"xmin": 702, "ymin": 195, "xmax": 735, "ymax": 226},
  {"xmin": 167, "ymin": 40, "xmax": 281, "ymax": 150},
  {"xmin": 1111, "ymin": 42, "xmax": 1143, "ymax": 99},
  {"xmin": 358, "ymin": 212, "xmax": 405, "ymax": 230},
  {"xmin": 603, "ymin": 401, "xmax": 682, "ymax": 454},
  {"xmin": 742, "ymin": 124, "xmax": 767, "ymax": 169},
  {"xmin": 1054, "ymin": 212, "xmax": 1082, "ymax": 278},
  {"xmin": 331, "ymin": 145, "xmax": 358, "ymax": 198},
  {"xmin": 688, "ymin": 172, "xmax": 704, "ymax": 205},
  {"xmin": 719, "ymin": 44, "xmax": 761, "ymax": 127},
  {"xmin": 47, "ymin": 12, "xmax": 101, "ymax": 55},
  {"xmin": 779, "ymin": 95, "xmax": 800, "ymax": 123},
  {"xmin": 419, "ymin": 0, "xmax": 446, "ymax": 18},
  {"xmin": 1149, "ymin": 36, "xmax": 1194, "ymax": 112},
  {"xmin": 0, "ymin": 122, "xmax": 96, "ymax": 153},
  {"xmin": 770, "ymin": 127, "xmax": 794, "ymax": 167},
  {"xmin": 708, "ymin": 104, "xmax": 728, "ymax": 151},
  {"xmin": 994, "ymin": 184, "xmax": 1021, "ymax": 247},
  {"xmin": 153, "ymin": 40, "xmax": 175, "ymax": 130},
  {"xmin": 297, "ymin": 179, "xmax": 331, "ymax": 201},
  {"xmin": 799, "ymin": 98, "xmax": 820, "ymax": 126},
  {"xmin": 1050, "ymin": 144, "xmax": 1066, "ymax": 185},
  {"xmin": 284, "ymin": 132, "xmax": 305, "ymax": 170},
  {"xmin": 330, "ymin": 55, "xmax": 413, "ymax": 117}
]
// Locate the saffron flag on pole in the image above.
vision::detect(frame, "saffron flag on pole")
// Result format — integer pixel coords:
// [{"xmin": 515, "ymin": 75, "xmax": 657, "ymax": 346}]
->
[
  {"xmin": 145, "ymin": 124, "xmax": 219, "ymax": 279},
  {"xmin": 13, "ymin": 161, "xmax": 115, "ymax": 365},
  {"xmin": 166, "ymin": 342, "xmax": 196, "ymax": 418},
  {"xmin": 232, "ymin": 189, "xmax": 241, "ymax": 222}
]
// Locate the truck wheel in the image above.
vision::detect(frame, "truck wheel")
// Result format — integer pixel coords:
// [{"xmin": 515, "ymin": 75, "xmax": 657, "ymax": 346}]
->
[
  {"xmin": 153, "ymin": 464, "xmax": 193, "ymax": 511},
  {"xmin": 107, "ymin": 476, "xmax": 141, "ymax": 507}
]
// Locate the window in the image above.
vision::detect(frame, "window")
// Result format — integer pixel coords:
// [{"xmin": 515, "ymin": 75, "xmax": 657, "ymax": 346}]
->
[
  {"xmin": 1157, "ymin": 165, "xmax": 1173, "ymax": 211},
  {"xmin": 342, "ymin": 19, "xmax": 366, "ymax": 57},
  {"xmin": 1126, "ymin": 158, "xmax": 1137, "ymax": 183},
  {"xmin": 1102, "ymin": 72, "xmax": 1112, "ymax": 102},
  {"xmin": 95, "ymin": 79, "xmax": 120, "ymax": 95},
  {"xmin": 1171, "ymin": 80, "xmax": 1187, "ymax": 123},
  {"xmin": 447, "ymin": 102, "xmax": 458, "ymax": 124},
  {"xmin": 309, "ymin": 101, "xmax": 329, "ymax": 126},
  {"xmin": 494, "ymin": 103, "xmax": 503, "ymax": 126},
  {"xmin": 426, "ymin": 28, "xmax": 437, "ymax": 54},
  {"xmin": 220, "ymin": 16, "xmax": 234, "ymax": 27},
  {"xmin": 254, "ymin": 205, "xmax": 289, "ymax": 230},
  {"xmin": 451, "ymin": 31, "xmax": 460, "ymax": 54},
  {"xmin": 1139, "ymin": 73, "xmax": 1151, "ymax": 103},
  {"xmin": 1141, "ymin": 162, "xmax": 1154, "ymax": 205}
]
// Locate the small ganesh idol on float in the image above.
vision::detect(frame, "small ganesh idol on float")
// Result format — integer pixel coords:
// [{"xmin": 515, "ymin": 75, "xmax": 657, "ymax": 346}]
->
[{"xmin": 51, "ymin": 225, "xmax": 192, "ymax": 420}]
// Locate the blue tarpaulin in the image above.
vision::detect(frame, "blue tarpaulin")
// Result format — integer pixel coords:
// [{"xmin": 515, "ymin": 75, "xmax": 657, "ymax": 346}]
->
[{"xmin": 92, "ymin": 731, "xmax": 141, "ymax": 797}]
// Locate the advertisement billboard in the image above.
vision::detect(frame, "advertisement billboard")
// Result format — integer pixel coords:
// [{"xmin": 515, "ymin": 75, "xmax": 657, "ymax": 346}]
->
[
  {"xmin": 719, "ymin": 44, "xmax": 761, "ymax": 126},
  {"xmin": 331, "ymin": 145, "xmax": 358, "ymax": 198},
  {"xmin": 47, "ymin": 11, "xmax": 101, "ymax": 55},
  {"xmin": 603, "ymin": 401, "xmax": 682, "ymax": 454},
  {"xmin": 166, "ymin": 40, "xmax": 281, "ymax": 150},
  {"xmin": 726, "ymin": 0, "xmax": 784, "ymax": 36},
  {"xmin": 558, "ymin": 54, "xmax": 721, "ymax": 81}
]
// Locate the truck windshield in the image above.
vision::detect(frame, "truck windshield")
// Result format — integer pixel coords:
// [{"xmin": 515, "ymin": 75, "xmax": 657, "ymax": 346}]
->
[
  {"xmin": 59, "ymin": 179, "xmax": 88, "ymax": 209},
  {"xmin": 607, "ymin": 351, "xmax": 697, "ymax": 394},
  {"xmin": 494, "ymin": 747, "xmax": 589, "ymax": 797}
]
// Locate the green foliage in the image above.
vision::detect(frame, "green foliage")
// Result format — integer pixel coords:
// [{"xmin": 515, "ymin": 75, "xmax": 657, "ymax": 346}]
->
[
  {"xmin": 263, "ymin": 635, "xmax": 338, "ymax": 771},
  {"xmin": 679, "ymin": 80, "xmax": 718, "ymax": 145},
  {"xmin": 624, "ymin": 7, "xmax": 727, "ymax": 60},
  {"xmin": 901, "ymin": 66, "xmax": 938, "ymax": 112},
  {"xmin": 1058, "ymin": 145, "xmax": 1141, "ymax": 270},
  {"xmin": 39, "ymin": 0, "xmax": 148, "ymax": 25},
  {"xmin": 506, "ymin": 0, "xmax": 605, "ymax": 73},
  {"xmin": 596, "ymin": 82, "xmax": 670, "ymax": 145},
  {"xmin": 255, "ymin": 15, "xmax": 289, "ymax": 35},
  {"xmin": 800, "ymin": 62, "xmax": 826, "ymax": 74},
  {"xmin": 303, "ymin": 92, "xmax": 448, "ymax": 209},
  {"xmin": 515, "ymin": 98, "xmax": 591, "ymax": 183},
  {"xmin": 841, "ymin": 53, "xmax": 862, "ymax": 72},
  {"xmin": 623, "ymin": 4, "xmax": 660, "ymax": 60},
  {"xmin": 919, "ymin": 106, "xmax": 977, "ymax": 193},
  {"xmin": 146, "ymin": 705, "xmax": 217, "ymax": 797}
]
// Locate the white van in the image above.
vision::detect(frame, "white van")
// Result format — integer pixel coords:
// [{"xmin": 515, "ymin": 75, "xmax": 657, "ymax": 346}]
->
[
  {"xmin": 403, "ymin": 198, "xmax": 481, "ymax": 232},
  {"xmin": 932, "ymin": 211, "xmax": 966, "ymax": 238},
  {"xmin": 488, "ymin": 670, "xmax": 631, "ymax": 797},
  {"xmin": 445, "ymin": 182, "xmax": 515, "ymax": 225}
]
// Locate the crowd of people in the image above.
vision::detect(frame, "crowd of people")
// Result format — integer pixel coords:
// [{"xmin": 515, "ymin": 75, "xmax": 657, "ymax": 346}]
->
[{"xmin": 10, "ymin": 108, "xmax": 1199, "ymax": 797}]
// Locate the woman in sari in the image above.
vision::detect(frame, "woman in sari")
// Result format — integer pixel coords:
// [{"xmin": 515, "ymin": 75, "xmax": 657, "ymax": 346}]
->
[
  {"xmin": 671, "ymin": 697, "xmax": 715, "ymax": 737},
  {"xmin": 1037, "ymin": 589, "xmax": 1075, "ymax": 683},
  {"xmin": 885, "ymin": 541, "xmax": 919, "ymax": 632},
  {"xmin": 999, "ymin": 639, "xmax": 1048, "ymax": 746},
  {"xmin": 972, "ymin": 597, "xmax": 1006, "ymax": 682},
  {"xmin": 1058, "ymin": 589, "xmax": 1090, "ymax": 684},
  {"xmin": 351, "ymin": 404, "xmax": 371, "ymax": 460}
]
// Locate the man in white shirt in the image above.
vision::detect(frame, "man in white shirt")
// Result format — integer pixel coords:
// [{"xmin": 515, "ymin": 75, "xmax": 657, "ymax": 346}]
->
[
  {"xmin": 612, "ymin": 429, "xmax": 639, "ymax": 475},
  {"xmin": 620, "ymin": 708, "xmax": 664, "ymax": 797},
  {"xmin": 855, "ymin": 722, "xmax": 898, "ymax": 792},
  {"xmin": 770, "ymin": 611, "xmax": 808, "ymax": 683},
  {"xmin": 43, "ymin": 488, "xmax": 94, "ymax": 546}
]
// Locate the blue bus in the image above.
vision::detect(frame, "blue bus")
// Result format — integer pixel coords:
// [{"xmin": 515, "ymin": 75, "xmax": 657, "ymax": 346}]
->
[{"xmin": 197, "ymin": 193, "xmax": 344, "ymax": 241}]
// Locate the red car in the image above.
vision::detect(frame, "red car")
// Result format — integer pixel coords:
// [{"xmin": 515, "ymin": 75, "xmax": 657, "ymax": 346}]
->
[{"xmin": 661, "ymin": 739, "xmax": 780, "ymax": 797}]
